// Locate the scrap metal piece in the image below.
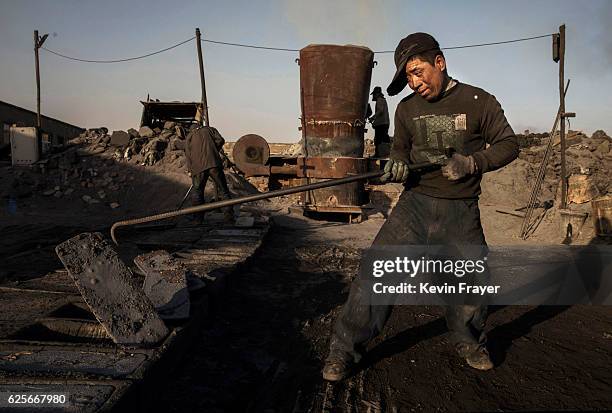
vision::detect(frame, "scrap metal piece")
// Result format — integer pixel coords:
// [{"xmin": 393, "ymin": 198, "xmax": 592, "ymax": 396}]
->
[
  {"xmin": 134, "ymin": 251, "xmax": 190, "ymax": 320},
  {"xmin": 232, "ymin": 134, "xmax": 271, "ymax": 176},
  {"xmin": 55, "ymin": 232, "xmax": 169, "ymax": 347}
]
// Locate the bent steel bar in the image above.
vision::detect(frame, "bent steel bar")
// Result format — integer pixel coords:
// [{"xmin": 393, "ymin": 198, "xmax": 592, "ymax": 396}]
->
[{"xmin": 110, "ymin": 162, "xmax": 435, "ymax": 244}]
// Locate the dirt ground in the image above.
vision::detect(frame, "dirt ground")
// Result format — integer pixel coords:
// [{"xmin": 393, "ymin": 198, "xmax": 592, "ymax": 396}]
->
[
  {"xmin": 152, "ymin": 211, "xmax": 612, "ymax": 412},
  {"xmin": 1, "ymin": 136, "xmax": 611, "ymax": 411}
]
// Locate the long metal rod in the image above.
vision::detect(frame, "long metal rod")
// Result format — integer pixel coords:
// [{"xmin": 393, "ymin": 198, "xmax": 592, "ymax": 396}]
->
[
  {"xmin": 520, "ymin": 79, "xmax": 570, "ymax": 239},
  {"xmin": 110, "ymin": 162, "xmax": 434, "ymax": 244},
  {"xmin": 520, "ymin": 81, "xmax": 569, "ymax": 239},
  {"xmin": 177, "ymin": 184, "xmax": 194, "ymax": 210}
]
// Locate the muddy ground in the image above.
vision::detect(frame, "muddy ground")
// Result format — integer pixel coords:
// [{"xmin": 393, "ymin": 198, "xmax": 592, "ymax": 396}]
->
[
  {"xmin": 152, "ymin": 212, "xmax": 612, "ymax": 412},
  {"xmin": 1, "ymin": 205, "xmax": 611, "ymax": 412}
]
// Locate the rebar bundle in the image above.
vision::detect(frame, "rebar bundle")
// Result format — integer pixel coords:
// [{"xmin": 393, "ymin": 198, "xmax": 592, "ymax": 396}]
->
[{"xmin": 519, "ymin": 80, "xmax": 570, "ymax": 239}]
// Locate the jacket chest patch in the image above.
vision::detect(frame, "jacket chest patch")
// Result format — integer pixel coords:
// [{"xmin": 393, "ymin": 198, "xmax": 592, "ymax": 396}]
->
[{"xmin": 454, "ymin": 114, "xmax": 467, "ymax": 131}]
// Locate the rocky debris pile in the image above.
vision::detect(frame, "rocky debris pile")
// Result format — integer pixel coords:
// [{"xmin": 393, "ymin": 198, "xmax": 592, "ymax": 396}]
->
[
  {"xmin": 517, "ymin": 130, "xmax": 611, "ymax": 202},
  {"xmin": 2, "ymin": 122, "xmax": 268, "ymax": 217},
  {"xmin": 244, "ymin": 176, "xmax": 269, "ymax": 193},
  {"xmin": 282, "ymin": 140, "xmax": 303, "ymax": 157},
  {"xmin": 6, "ymin": 138, "xmax": 137, "ymax": 209},
  {"xmin": 481, "ymin": 129, "xmax": 612, "ymax": 242},
  {"xmin": 2, "ymin": 122, "xmax": 193, "ymax": 212},
  {"xmin": 66, "ymin": 121, "xmax": 188, "ymax": 170},
  {"xmin": 515, "ymin": 132, "xmax": 550, "ymax": 148},
  {"xmin": 484, "ymin": 130, "xmax": 611, "ymax": 207}
]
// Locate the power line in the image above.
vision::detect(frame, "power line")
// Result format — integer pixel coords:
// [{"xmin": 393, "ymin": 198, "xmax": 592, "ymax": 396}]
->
[
  {"xmin": 375, "ymin": 33, "xmax": 554, "ymax": 53},
  {"xmin": 40, "ymin": 32, "xmax": 554, "ymax": 63},
  {"xmin": 201, "ymin": 38, "xmax": 299, "ymax": 52},
  {"xmin": 41, "ymin": 36, "xmax": 196, "ymax": 63},
  {"xmin": 200, "ymin": 33, "xmax": 554, "ymax": 54}
]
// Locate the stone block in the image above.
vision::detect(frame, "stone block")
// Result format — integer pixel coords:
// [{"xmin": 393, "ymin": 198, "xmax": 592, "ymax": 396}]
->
[
  {"xmin": 110, "ymin": 130, "xmax": 130, "ymax": 147},
  {"xmin": 55, "ymin": 232, "xmax": 168, "ymax": 346},
  {"xmin": 138, "ymin": 126, "xmax": 154, "ymax": 138}
]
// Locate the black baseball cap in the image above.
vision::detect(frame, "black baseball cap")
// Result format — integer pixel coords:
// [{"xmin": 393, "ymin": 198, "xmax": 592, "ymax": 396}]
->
[{"xmin": 387, "ymin": 32, "xmax": 441, "ymax": 96}]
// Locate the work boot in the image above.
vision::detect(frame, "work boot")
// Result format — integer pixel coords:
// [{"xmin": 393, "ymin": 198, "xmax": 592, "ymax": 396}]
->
[
  {"xmin": 456, "ymin": 343, "xmax": 494, "ymax": 371},
  {"xmin": 322, "ymin": 354, "xmax": 353, "ymax": 382}
]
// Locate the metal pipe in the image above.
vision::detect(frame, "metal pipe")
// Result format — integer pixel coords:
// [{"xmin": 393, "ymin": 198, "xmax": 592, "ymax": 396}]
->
[
  {"xmin": 519, "ymin": 80, "xmax": 570, "ymax": 239},
  {"xmin": 110, "ymin": 162, "xmax": 434, "ymax": 244},
  {"xmin": 177, "ymin": 184, "xmax": 194, "ymax": 210}
]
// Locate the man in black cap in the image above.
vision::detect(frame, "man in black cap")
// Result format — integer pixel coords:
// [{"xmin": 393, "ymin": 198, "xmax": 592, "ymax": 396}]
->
[
  {"xmin": 322, "ymin": 32, "xmax": 518, "ymax": 381},
  {"xmin": 368, "ymin": 86, "xmax": 390, "ymax": 157}
]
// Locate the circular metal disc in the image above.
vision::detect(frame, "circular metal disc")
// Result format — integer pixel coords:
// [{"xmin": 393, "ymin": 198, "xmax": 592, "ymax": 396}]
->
[{"xmin": 233, "ymin": 134, "xmax": 270, "ymax": 170}]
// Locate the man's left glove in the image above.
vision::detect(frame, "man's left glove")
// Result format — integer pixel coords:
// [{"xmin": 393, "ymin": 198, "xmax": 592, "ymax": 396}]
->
[
  {"xmin": 441, "ymin": 153, "xmax": 478, "ymax": 181},
  {"xmin": 380, "ymin": 158, "xmax": 410, "ymax": 183}
]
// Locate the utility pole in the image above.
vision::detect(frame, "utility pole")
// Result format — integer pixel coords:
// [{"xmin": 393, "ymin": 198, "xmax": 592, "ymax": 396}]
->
[
  {"xmin": 195, "ymin": 28, "xmax": 210, "ymax": 126},
  {"xmin": 558, "ymin": 24, "xmax": 567, "ymax": 209},
  {"xmin": 34, "ymin": 30, "xmax": 48, "ymax": 157},
  {"xmin": 553, "ymin": 24, "xmax": 576, "ymax": 210}
]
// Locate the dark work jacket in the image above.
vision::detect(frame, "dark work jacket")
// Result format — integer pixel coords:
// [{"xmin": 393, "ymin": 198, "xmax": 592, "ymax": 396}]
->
[
  {"xmin": 185, "ymin": 126, "xmax": 225, "ymax": 175},
  {"xmin": 391, "ymin": 81, "xmax": 519, "ymax": 199}
]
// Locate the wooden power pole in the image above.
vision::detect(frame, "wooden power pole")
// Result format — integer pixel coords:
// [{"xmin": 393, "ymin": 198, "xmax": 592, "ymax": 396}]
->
[
  {"xmin": 554, "ymin": 24, "xmax": 575, "ymax": 210},
  {"xmin": 558, "ymin": 24, "xmax": 567, "ymax": 209},
  {"xmin": 195, "ymin": 28, "xmax": 210, "ymax": 126},
  {"xmin": 34, "ymin": 30, "xmax": 48, "ymax": 156}
]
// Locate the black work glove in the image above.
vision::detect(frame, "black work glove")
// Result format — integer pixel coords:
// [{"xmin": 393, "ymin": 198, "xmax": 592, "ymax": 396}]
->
[
  {"xmin": 441, "ymin": 153, "xmax": 477, "ymax": 181},
  {"xmin": 380, "ymin": 158, "xmax": 410, "ymax": 183}
]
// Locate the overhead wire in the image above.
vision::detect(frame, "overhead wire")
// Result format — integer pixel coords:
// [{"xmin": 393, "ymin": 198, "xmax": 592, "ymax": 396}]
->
[
  {"xmin": 201, "ymin": 38, "xmax": 298, "ymax": 52},
  {"xmin": 374, "ymin": 33, "xmax": 554, "ymax": 53},
  {"xmin": 41, "ymin": 36, "xmax": 196, "ymax": 63},
  {"xmin": 40, "ymin": 33, "xmax": 554, "ymax": 63}
]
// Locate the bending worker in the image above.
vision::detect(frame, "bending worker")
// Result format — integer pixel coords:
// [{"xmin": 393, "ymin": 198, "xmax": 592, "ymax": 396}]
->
[
  {"xmin": 185, "ymin": 123, "xmax": 234, "ymax": 224},
  {"xmin": 323, "ymin": 32, "xmax": 519, "ymax": 381}
]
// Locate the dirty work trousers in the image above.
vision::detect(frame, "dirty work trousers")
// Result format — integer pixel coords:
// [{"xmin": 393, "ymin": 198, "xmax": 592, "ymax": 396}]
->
[
  {"xmin": 329, "ymin": 190, "xmax": 488, "ymax": 363},
  {"xmin": 373, "ymin": 124, "xmax": 390, "ymax": 157},
  {"xmin": 191, "ymin": 167, "xmax": 232, "ymax": 220}
]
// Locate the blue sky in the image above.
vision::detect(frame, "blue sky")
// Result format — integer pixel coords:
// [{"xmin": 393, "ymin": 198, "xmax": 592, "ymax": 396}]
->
[{"xmin": 0, "ymin": 0, "xmax": 610, "ymax": 142}]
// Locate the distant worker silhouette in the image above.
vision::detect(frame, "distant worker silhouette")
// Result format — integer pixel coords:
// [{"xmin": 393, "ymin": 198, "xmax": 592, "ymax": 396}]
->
[
  {"xmin": 184, "ymin": 113, "xmax": 234, "ymax": 224},
  {"xmin": 368, "ymin": 86, "xmax": 390, "ymax": 157}
]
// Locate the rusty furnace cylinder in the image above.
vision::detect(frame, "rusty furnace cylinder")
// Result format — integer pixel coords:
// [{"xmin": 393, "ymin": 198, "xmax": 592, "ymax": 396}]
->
[
  {"xmin": 298, "ymin": 44, "xmax": 374, "ymax": 209},
  {"xmin": 299, "ymin": 44, "xmax": 374, "ymax": 157}
]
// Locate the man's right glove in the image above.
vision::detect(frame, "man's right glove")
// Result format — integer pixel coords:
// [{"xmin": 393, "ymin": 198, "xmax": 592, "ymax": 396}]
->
[
  {"xmin": 441, "ymin": 153, "xmax": 477, "ymax": 181},
  {"xmin": 380, "ymin": 158, "xmax": 410, "ymax": 183}
]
